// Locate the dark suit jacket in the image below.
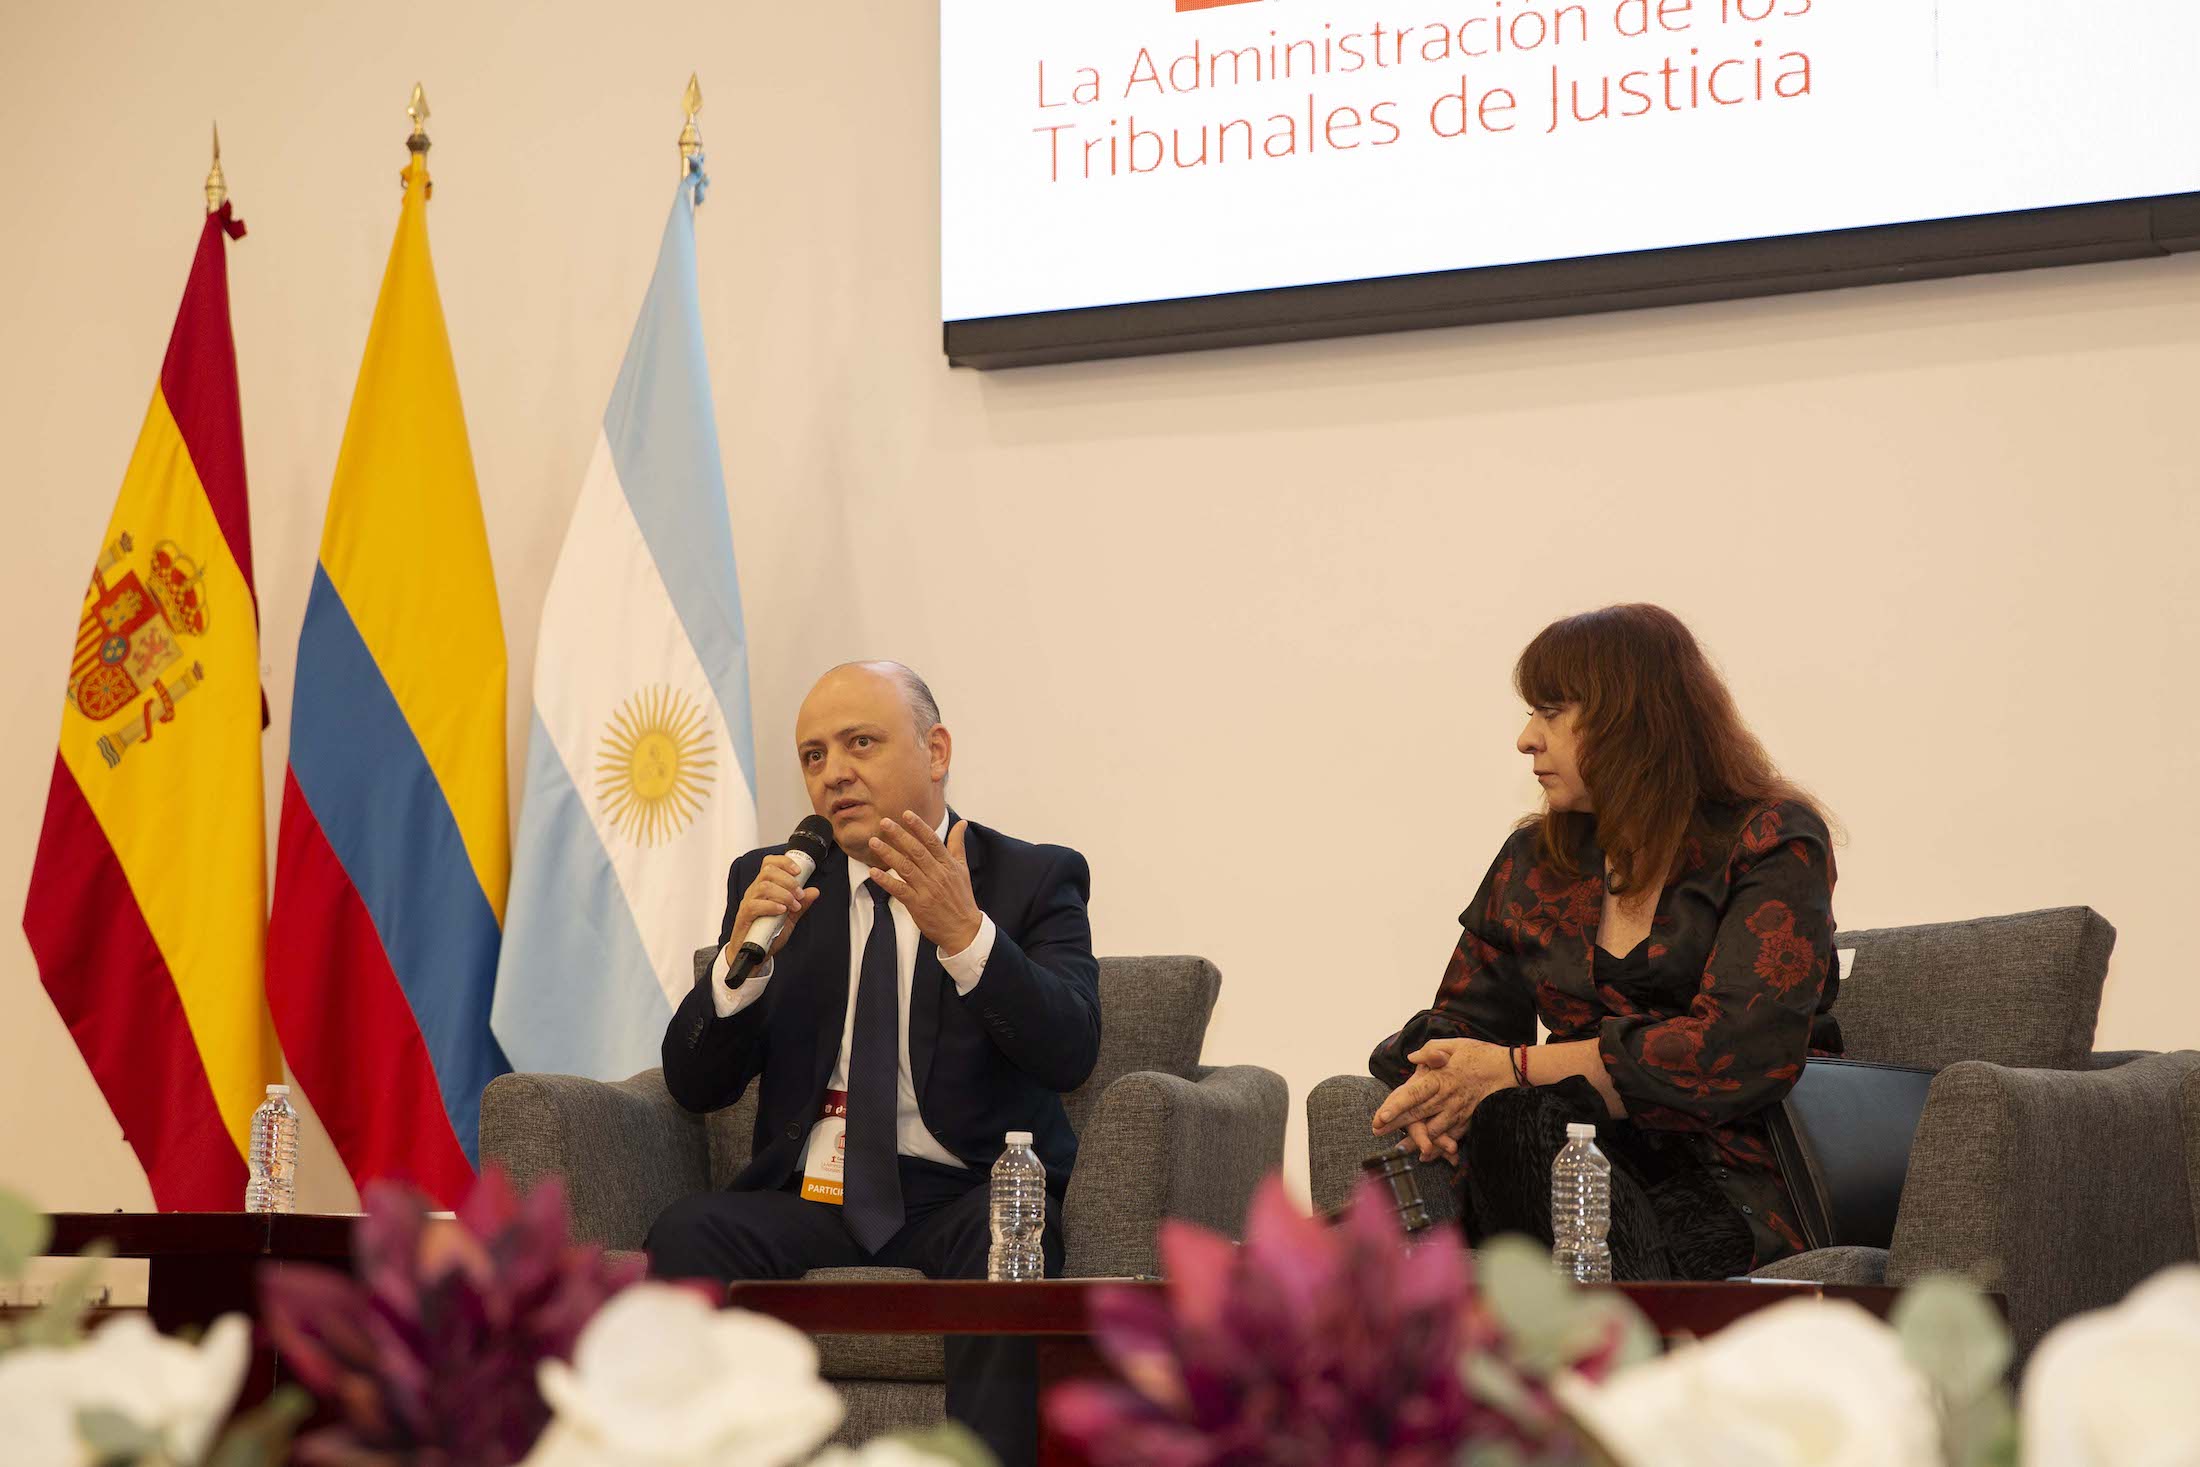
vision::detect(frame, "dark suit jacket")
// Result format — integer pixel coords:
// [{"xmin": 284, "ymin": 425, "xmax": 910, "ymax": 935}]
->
[{"xmin": 662, "ymin": 817, "xmax": 1100, "ymax": 1194}]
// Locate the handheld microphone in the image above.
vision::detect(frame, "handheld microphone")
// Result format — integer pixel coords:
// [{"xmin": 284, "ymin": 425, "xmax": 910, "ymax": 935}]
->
[{"xmin": 726, "ymin": 814, "xmax": 836, "ymax": 986}]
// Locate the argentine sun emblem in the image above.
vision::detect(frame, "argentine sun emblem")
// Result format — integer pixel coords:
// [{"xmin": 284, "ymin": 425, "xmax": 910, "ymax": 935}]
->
[{"xmin": 596, "ymin": 685, "xmax": 717, "ymax": 847}]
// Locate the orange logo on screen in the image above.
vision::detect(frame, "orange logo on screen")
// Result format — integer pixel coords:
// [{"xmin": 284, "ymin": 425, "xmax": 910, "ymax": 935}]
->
[{"xmin": 1177, "ymin": 0, "xmax": 1261, "ymax": 10}]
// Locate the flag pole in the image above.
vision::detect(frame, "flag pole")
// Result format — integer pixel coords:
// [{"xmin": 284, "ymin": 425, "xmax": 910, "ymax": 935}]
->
[
  {"xmin": 678, "ymin": 72, "xmax": 703, "ymax": 197},
  {"xmin": 404, "ymin": 81, "xmax": 432, "ymax": 197},
  {"xmin": 406, "ymin": 81, "xmax": 431, "ymax": 157},
  {"xmin": 205, "ymin": 123, "xmax": 226, "ymax": 212}
]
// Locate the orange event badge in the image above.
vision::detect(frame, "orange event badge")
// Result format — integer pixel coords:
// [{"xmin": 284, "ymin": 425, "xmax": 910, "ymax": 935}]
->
[{"xmin": 800, "ymin": 1090, "xmax": 851, "ymax": 1205}]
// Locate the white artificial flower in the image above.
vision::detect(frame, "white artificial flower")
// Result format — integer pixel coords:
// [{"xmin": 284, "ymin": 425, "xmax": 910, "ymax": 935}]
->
[
  {"xmin": 1554, "ymin": 1297, "xmax": 1940, "ymax": 1467},
  {"xmin": 522, "ymin": 1283, "xmax": 843, "ymax": 1467},
  {"xmin": 0, "ymin": 1344, "xmax": 86, "ymax": 1466},
  {"xmin": 0, "ymin": 1312, "xmax": 250, "ymax": 1467},
  {"xmin": 807, "ymin": 1442, "xmax": 961, "ymax": 1467},
  {"xmin": 2022, "ymin": 1264, "xmax": 2200, "ymax": 1467}
]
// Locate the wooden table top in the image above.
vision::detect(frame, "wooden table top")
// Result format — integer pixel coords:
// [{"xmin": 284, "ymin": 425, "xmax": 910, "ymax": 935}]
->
[
  {"xmin": 43, "ymin": 1211, "xmax": 359, "ymax": 1262},
  {"xmin": 726, "ymin": 1275, "xmax": 1900, "ymax": 1337},
  {"xmin": 42, "ymin": 1216, "xmax": 1906, "ymax": 1345}
]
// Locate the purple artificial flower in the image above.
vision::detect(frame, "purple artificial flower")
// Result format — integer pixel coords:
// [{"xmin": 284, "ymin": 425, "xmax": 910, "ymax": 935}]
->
[
  {"xmin": 260, "ymin": 1166, "xmax": 652, "ymax": 1467},
  {"xmin": 1048, "ymin": 1177, "xmax": 1608, "ymax": 1467}
]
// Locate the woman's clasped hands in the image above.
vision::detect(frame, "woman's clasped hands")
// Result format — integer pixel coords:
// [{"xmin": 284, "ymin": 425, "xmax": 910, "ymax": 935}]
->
[{"xmin": 1370, "ymin": 1038, "xmax": 1521, "ymax": 1163}]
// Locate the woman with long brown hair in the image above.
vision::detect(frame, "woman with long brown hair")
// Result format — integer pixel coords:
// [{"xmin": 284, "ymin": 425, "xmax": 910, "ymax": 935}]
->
[{"xmin": 1369, "ymin": 604, "xmax": 1841, "ymax": 1278}]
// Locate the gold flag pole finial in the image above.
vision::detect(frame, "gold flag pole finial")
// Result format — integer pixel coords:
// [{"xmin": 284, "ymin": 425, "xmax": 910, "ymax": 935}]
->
[
  {"xmin": 205, "ymin": 123, "xmax": 227, "ymax": 212},
  {"xmin": 677, "ymin": 73, "xmax": 703, "ymax": 180},
  {"xmin": 406, "ymin": 82, "xmax": 431, "ymax": 156}
]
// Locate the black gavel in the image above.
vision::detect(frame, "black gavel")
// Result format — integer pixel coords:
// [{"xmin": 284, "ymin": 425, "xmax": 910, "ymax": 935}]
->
[{"xmin": 1359, "ymin": 1139, "xmax": 1436, "ymax": 1237}]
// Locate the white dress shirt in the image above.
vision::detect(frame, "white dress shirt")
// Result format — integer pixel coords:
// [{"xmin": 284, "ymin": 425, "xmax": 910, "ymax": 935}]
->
[{"xmin": 707, "ymin": 812, "xmax": 996, "ymax": 1168}]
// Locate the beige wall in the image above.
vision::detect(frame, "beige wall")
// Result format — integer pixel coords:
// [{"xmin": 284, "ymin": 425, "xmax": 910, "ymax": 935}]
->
[{"xmin": 3, "ymin": 0, "xmax": 2195, "ymax": 1224}]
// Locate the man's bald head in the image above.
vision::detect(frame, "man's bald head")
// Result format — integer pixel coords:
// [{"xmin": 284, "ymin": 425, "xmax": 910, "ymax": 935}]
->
[
  {"xmin": 795, "ymin": 662, "xmax": 953, "ymax": 859},
  {"xmin": 821, "ymin": 661, "xmax": 940, "ymax": 740}
]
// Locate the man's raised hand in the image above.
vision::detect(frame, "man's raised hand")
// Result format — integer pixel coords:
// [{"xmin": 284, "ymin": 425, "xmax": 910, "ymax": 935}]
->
[{"xmin": 868, "ymin": 814, "xmax": 983, "ymax": 956}]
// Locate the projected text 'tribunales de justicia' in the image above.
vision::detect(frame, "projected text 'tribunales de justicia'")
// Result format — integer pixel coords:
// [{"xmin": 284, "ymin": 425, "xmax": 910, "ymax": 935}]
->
[{"xmin": 1030, "ymin": 0, "xmax": 1816, "ymax": 181}]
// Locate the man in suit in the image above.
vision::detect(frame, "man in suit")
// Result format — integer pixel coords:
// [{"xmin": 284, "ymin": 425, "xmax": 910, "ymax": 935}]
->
[{"xmin": 648, "ymin": 661, "xmax": 1100, "ymax": 1467}]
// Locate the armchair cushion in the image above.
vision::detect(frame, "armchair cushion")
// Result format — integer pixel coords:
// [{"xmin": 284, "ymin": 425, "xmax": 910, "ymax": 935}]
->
[
  {"xmin": 815, "ymin": 1333, "xmax": 945, "ymax": 1384},
  {"xmin": 1833, "ymin": 907, "xmax": 2114, "ymax": 1072},
  {"xmin": 1751, "ymin": 1245, "xmax": 1889, "ymax": 1286},
  {"xmin": 1767, "ymin": 1058, "xmax": 1936, "ymax": 1251},
  {"xmin": 1064, "ymin": 956, "xmax": 1220, "ymax": 1136},
  {"xmin": 801, "ymin": 1267, "xmax": 942, "ymax": 1382}
]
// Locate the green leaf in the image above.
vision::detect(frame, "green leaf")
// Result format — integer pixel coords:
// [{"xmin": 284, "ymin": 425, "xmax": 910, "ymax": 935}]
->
[
  {"xmin": 1462, "ymin": 1436, "xmax": 1605, "ymax": 1467},
  {"xmin": 202, "ymin": 1385, "xmax": 314, "ymax": 1467},
  {"xmin": 1461, "ymin": 1349, "xmax": 1546, "ymax": 1428},
  {"xmin": 1894, "ymin": 1275, "xmax": 2018, "ymax": 1467},
  {"xmin": 1480, "ymin": 1236, "xmax": 1581, "ymax": 1355},
  {"xmin": 75, "ymin": 1404, "xmax": 163, "ymax": 1464},
  {"xmin": 1477, "ymin": 1235, "xmax": 1657, "ymax": 1376},
  {"xmin": 884, "ymin": 1422, "xmax": 999, "ymax": 1466},
  {"xmin": 0, "ymin": 1188, "xmax": 50, "ymax": 1280},
  {"xmin": 1894, "ymin": 1274, "xmax": 2012, "ymax": 1400},
  {"xmin": 1588, "ymin": 1295, "xmax": 1661, "ymax": 1372},
  {"xmin": 1946, "ymin": 1389, "xmax": 2020, "ymax": 1467}
]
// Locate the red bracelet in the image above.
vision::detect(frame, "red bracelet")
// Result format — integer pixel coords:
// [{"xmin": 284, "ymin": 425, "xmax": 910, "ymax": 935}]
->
[{"xmin": 1510, "ymin": 1045, "xmax": 1532, "ymax": 1088}]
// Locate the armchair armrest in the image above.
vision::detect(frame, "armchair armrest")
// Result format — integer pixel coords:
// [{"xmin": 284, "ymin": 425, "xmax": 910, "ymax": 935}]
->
[
  {"xmin": 481, "ymin": 1067, "xmax": 710, "ymax": 1251},
  {"xmin": 1306, "ymin": 1074, "xmax": 1461, "ymax": 1225},
  {"xmin": 1888, "ymin": 1050, "xmax": 2200, "ymax": 1360},
  {"xmin": 1062, "ymin": 1064, "xmax": 1288, "ymax": 1279}
]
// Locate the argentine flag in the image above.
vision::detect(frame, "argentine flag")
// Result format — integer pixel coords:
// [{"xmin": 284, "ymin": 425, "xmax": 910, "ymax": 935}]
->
[{"xmin": 492, "ymin": 159, "xmax": 757, "ymax": 1079}]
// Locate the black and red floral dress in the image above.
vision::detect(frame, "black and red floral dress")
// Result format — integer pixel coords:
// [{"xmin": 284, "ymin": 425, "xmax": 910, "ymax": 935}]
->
[{"xmin": 1369, "ymin": 799, "xmax": 1841, "ymax": 1274}]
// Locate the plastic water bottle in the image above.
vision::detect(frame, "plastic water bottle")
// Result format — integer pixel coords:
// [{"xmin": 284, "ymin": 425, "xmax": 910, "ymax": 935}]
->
[
  {"xmin": 987, "ymin": 1131, "xmax": 1047, "ymax": 1282},
  {"xmin": 245, "ymin": 1084, "xmax": 300, "ymax": 1214},
  {"xmin": 1551, "ymin": 1122, "xmax": 1612, "ymax": 1283}
]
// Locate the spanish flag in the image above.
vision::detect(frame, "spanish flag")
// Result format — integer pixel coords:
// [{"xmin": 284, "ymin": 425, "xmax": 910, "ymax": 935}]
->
[
  {"xmin": 266, "ymin": 147, "xmax": 508, "ymax": 1208},
  {"xmin": 23, "ymin": 201, "xmax": 278, "ymax": 1210}
]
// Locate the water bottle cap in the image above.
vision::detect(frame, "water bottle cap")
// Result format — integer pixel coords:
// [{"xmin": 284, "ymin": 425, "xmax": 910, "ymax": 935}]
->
[
  {"xmin": 1566, "ymin": 1122, "xmax": 1596, "ymax": 1139},
  {"xmin": 1005, "ymin": 1131, "xmax": 1033, "ymax": 1147},
  {"xmin": 266, "ymin": 1084, "xmax": 290, "ymax": 1097}
]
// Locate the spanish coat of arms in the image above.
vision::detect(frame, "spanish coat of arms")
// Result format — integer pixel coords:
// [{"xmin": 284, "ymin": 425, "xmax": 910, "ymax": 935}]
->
[{"xmin": 68, "ymin": 532, "xmax": 210, "ymax": 769}]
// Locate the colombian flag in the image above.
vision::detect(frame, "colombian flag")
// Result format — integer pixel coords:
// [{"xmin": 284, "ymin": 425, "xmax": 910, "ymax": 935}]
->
[
  {"xmin": 23, "ymin": 203, "xmax": 278, "ymax": 1210},
  {"xmin": 267, "ymin": 151, "xmax": 508, "ymax": 1208}
]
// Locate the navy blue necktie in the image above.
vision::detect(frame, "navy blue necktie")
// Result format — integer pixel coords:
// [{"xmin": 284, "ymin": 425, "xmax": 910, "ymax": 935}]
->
[{"xmin": 843, "ymin": 880, "xmax": 905, "ymax": 1253}]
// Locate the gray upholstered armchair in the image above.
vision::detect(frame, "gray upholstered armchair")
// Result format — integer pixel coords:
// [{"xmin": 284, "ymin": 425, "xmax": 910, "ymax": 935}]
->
[
  {"xmin": 2184, "ymin": 1068, "xmax": 2200, "ymax": 1245},
  {"xmin": 1307, "ymin": 907, "xmax": 2200, "ymax": 1362},
  {"xmin": 482, "ymin": 953, "xmax": 1287, "ymax": 1444}
]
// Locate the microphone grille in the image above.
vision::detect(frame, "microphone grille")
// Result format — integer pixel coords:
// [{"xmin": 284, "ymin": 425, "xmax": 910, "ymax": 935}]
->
[{"xmin": 787, "ymin": 814, "xmax": 836, "ymax": 863}]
